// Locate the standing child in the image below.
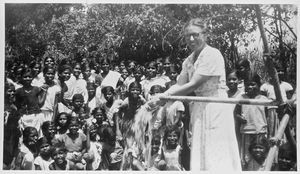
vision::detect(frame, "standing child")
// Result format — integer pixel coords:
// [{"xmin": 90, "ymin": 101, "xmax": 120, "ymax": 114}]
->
[
  {"xmin": 71, "ymin": 62, "xmax": 88, "ymax": 103},
  {"xmin": 165, "ymin": 65, "xmax": 179, "ymax": 89},
  {"xmin": 119, "ymin": 81, "xmax": 146, "ymax": 142},
  {"xmin": 235, "ymin": 72, "xmax": 269, "ymax": 169},
  {"xmin": 227, "ymin": 70, "xmax": 243, "ymax": 151},
  {"xmin": 57, "ymin": 64, "xmax": 73, "ymax": 113},
  {"xmin": 87, "ymin": 82, "xmax": 97, "ymax": 112},
  {"xmin": 30, "ymin": 61, "xmax": 43, "ymax": 87},
  {"xmin": 227, "ymin": 70, "xmax": 243, "ymax": 98},
  {"xmin": 15, "ymin": 68, "xmax": 48, "ymax": 136},
  {"xmin": 100, "ymin": 86, "xmax": 123, "ymax": 129},
  {"xmin": 40, "ymin": 67, "xmax": 61, "ymax": 123}
]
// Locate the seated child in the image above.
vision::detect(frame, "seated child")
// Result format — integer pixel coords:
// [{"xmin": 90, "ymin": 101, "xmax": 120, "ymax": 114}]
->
[
  {"xmin": 245, "ymin": 135, "xmax": 269, "ymax": 171},
  {"xmin": 55, "ymin": 119, "xmax": 87, "ymax": 170},
  {"xmin": 83, "ymin": 124, "xmax": 103, "ymax": 170},
  {"xmin": 34, "ymin": 137, "xmax": 53, "ymax": 170},
  {"xmin": 49, "ymin": 146, "xmax": 77, "ymax": 170},
  {"xmin": 55, "ymin": 112, "xmax": 71, "ymax": 136},
  {"xmin": 277, "ymin": 142, "xmax": 297, "ymax": 171},
  {"xmin": 14, "ymin": 127, "xmax": 39, "ymax": 170},
  {"xmin": 98, "ymin": 126, "xmax": 123, "ymax": 170},
  {"xmin": 161, "ymin": 125, "xmax": 183, "ymax": 171},
  {"xmin": 41, "ymin": 121, "xmax": 58, "ymax": 145}
]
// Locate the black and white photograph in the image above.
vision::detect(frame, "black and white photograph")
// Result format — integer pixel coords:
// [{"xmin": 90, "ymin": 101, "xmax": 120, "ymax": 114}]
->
[{"xmin": 1, "ymin": 2, "xmax": 298, "ymax": 172}]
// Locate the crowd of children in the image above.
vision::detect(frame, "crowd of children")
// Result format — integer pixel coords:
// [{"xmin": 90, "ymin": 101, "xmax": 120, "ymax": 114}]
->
[{"xmin": 3, "ymin": 54, "xmax": 297, "ymax": 171}]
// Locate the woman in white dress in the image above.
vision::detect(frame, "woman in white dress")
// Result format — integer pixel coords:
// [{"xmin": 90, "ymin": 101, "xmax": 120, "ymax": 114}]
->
[{"xmin": 155, "ymin": 18, "xmax": 241, "ymax": 172}]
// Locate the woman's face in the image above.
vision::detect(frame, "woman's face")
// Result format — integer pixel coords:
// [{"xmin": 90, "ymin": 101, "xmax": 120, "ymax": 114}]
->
[
  {"xmin": 184, "ymin": 25, "xmax": 206, "ymax": 51},
  {"xmin": 73, "ymin": 64, "xmax": 81, "ymax": 78},
  {"xmin": 58, "ymin": 114, "xmax": 68, "ymax": 126}
]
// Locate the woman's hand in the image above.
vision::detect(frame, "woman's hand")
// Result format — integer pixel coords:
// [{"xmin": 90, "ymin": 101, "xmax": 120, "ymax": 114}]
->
[
  {"xmin": 236, "ymin": 114, "xmax": 247, "ymax": 124},
  {"xmin": 146, "ymin": 93, "xmax": 168, "ymax": 111}
]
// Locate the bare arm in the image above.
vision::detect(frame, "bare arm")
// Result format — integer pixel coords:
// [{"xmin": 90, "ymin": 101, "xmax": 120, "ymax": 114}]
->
[
  {"xmin": 38, "ymin": 86, "xmax": 48, "ymax": 107},
  {"xmin": 166, "ymin": 74, "xmax": 211, "ymax": 96}
]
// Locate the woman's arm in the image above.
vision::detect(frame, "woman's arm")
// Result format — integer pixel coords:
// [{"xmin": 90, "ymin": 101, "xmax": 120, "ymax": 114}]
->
[{"xmin": 166, "ymin": 74, "xmax": 211, "ymax": 96}]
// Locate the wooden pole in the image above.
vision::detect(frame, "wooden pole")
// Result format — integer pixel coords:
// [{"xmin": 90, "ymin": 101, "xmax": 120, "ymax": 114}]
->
[
  {"xmin": 255, "ymin": 5, "xmax": 284, "ymax": 105},
  {"xmin": 160, "ymin": 96, "xmax": 278, "ymax": 106},
  {"xmin": 261, "ymin": 114, "xmax": 290, "ymax": 171}
]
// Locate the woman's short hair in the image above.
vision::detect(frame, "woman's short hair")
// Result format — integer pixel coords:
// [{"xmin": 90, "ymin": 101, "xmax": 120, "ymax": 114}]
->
[{"xmin": 183, "ymin": 18, "xmax": 208, "ymax": 33}]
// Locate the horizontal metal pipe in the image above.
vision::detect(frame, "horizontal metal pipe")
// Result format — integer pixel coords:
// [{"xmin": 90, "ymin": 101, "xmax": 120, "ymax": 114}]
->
[{"xmin": 160, "ymin": 96, "xmax": 279, "ymax": 106}]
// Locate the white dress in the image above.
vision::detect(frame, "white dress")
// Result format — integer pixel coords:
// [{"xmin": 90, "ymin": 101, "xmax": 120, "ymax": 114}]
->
[{"xmin": 181, "ymin": 46, "xmax": 241, "ymax": 171}]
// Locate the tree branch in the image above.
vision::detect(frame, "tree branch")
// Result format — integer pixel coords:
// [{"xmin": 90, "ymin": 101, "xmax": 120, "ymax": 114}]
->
[
  {"xmin": 264, "ymin": 28, "xmax": 297, "ymax": 57},
  {"xmin": 261, "ymin": 12, "xmax": 297, "ymax": 39}
]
